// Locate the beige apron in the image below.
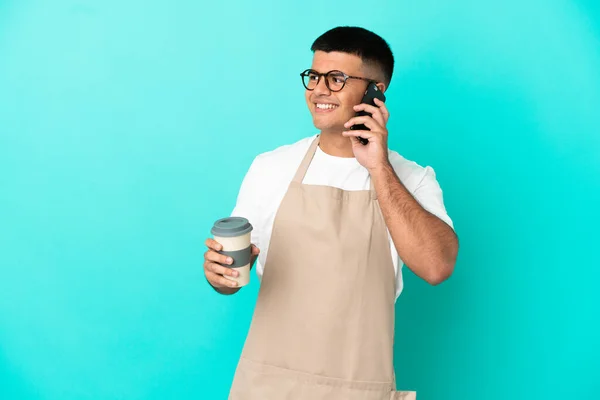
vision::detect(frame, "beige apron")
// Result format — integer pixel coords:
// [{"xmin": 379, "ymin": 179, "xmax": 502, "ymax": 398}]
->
[{"xmin": 229, "ymin": 136, "xmax": 416, "ymax": 400}]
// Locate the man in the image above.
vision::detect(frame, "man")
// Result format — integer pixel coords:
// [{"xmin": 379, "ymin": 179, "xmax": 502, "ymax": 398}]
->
[{"xmin": 204, "ymin": 26, "xmax": 458, "ymax": 400}]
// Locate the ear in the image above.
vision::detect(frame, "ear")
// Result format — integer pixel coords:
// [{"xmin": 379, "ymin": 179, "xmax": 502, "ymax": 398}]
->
[{"xmin": 376, "ymin": 82, "xmax": 387, "ymax": 93}]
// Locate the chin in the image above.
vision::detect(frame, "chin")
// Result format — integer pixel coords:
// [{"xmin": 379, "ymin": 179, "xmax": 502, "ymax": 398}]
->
[
  {"xmin": 312, "ymin": 117, "xmax": 343, "ymax": 131},
  {"xmin": 313, "ymin": 122, "xmax": 337, "ymax": 131}
]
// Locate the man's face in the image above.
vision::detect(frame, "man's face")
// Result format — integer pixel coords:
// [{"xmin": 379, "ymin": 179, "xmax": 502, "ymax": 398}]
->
[{"xmin": 304, "ymin": 51, "xmax": 371, "ymax": 133}]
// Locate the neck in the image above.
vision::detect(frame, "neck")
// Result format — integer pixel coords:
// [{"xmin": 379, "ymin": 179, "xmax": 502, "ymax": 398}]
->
[{"xmin": 318, "ymin": 130, "xmax": 354, "ymax": 158}]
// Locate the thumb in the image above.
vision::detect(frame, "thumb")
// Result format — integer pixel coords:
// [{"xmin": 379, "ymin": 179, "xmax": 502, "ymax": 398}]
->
[{"xmin": 251, "ymin": 244, "xmax": 260, "ymax": 255}]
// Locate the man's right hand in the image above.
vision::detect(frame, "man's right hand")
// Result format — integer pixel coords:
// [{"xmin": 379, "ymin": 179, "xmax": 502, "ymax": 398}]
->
[{"xmin": 203, "ymin": 238, "xmax": 259, "ymax": 294}]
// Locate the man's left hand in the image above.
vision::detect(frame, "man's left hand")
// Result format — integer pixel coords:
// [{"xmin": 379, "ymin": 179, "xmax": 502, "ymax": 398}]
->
[{"xmin": 342, "ymin": 98, "xmax": 391, "ymax": 172}]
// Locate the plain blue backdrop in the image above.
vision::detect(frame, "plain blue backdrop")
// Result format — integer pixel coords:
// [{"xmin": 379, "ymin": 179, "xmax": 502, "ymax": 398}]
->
[{"xmin": 1, "ymin": 0, "xmax": 599, "ymax": 399}]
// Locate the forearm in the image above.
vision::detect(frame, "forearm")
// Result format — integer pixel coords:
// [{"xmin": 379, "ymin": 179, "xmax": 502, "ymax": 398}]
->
[{"xmin": 371, "ymin": 163, "xmax": 458, "ymax": 285}]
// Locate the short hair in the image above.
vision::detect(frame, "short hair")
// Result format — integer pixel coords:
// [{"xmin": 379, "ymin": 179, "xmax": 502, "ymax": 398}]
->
[{"xmin": 311, "ymin": 26, "xmax": 395, "ymax": 87}]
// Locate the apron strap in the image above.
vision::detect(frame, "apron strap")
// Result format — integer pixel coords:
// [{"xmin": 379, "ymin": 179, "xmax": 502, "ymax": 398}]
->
[
  {"xmin": 292, "ymin": 136, "xmax": 320, "ymax": 184},
  {"xmin": 292, "ymin": 135, "xmax": 378, "ymax": 200}
]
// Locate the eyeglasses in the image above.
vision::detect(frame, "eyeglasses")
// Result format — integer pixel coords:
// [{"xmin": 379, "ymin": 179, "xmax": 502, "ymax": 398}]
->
[{"xmin": 300, "ymin": 69, "xmax": 375, "ymax": 92}]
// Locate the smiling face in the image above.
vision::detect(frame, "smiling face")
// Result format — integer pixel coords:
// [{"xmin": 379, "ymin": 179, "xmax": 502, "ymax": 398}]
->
[{"xmin": 304, "ymin": 51, "xmax": 372, "ymax": 134}]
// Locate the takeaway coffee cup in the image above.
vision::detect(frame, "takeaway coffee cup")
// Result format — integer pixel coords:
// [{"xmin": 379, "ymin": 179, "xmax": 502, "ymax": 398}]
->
[{"xmin": 211, "ymin": 217, "xmax": 253, "ymax": 287}]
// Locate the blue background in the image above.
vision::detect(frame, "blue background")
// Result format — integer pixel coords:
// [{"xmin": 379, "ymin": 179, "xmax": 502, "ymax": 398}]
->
[{"xmin": 1, "ymin": 0, "xmax": 599, "ymax": 399}]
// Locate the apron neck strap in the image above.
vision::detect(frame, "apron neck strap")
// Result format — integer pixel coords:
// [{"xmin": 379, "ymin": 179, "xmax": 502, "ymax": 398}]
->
[
  {"xmin": 292, "ymin": 136, "xmax": 320, "ymax": 184},
  {"xmin": 292, "ymin": 135, "xmax": 378, "ymax": 199}
]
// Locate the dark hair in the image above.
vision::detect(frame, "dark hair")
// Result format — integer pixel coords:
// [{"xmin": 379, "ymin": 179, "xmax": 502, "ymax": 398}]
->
[{"xmin": 311, "ymin": 26, "xmax": 394, "ymax": 87}]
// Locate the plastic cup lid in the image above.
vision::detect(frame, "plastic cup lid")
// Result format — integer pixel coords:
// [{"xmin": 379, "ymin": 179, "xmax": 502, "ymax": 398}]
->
[{"xmin": 211, "ymin": 217, "xmax": 253, "ymax": 237}]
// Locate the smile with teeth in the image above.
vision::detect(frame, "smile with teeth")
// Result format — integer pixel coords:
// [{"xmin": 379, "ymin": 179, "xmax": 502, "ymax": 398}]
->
[{"xmin": 316, "ymin": 103, "xmax": 339, "ymax": 110}]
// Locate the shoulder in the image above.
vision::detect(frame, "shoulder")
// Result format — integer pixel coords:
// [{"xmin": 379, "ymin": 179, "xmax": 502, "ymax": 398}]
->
[
  {"xmin": 388, "ymin": 149, "xmax": 454, "ymax": 228},
  {"xmin": 256, "ymin": 134, "xmax": 317, "ymax": 163},
  {"xmin": 250, "ymin": 135, "xmax": 318, "ymax": 179},
  {"xmin": 387, "ymin": 150, "xmax": 435, "ymax": 191}
]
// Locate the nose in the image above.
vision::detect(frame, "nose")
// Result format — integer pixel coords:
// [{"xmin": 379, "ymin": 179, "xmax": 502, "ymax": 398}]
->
[{"xmin": 312, "ymin": 76, "xmax": 331, "ymax": 96}]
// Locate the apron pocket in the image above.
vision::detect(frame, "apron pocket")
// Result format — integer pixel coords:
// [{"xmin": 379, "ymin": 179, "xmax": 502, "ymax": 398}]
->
[
  {"xmin": 390, "ymin": 391, "xmax": 417, "ymax": 400},
  {"xmin": 231, "ymin": 357, "xmax": 400, "ymax": 400}
]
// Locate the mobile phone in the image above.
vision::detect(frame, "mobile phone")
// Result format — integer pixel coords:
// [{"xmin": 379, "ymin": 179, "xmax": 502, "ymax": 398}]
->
[{"xmin": 350, "ymin": 82, "xmax": 386, "ymax": 145}]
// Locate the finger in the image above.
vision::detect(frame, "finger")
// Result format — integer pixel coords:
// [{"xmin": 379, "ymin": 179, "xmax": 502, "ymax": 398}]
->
[
  {"xmin": 352, "ymin": 103, "xmax": 385, "ymax": 126},
  {"xmin": 344, "ymin": 116, "xmax": 381, "ymax": 132},
  {"xmin": 205, "ymin": 238, "xmax": 223, "ymax": 251},
  {"xmin": 205, "ymin": 250, "xmax": 234, "ymax": 266},
  {"xmin": 344, "ymin": 116, "xmax": 382, "ymax": 132},
  {"xmin": 205, "ymin": 261, "xmax": 239, "ymax": 278},
  {"xmin": 206, "ymin": 270, "xmax": 238, "ymax": 288},
  {"xmin": 373, "ymin": 98, "xmax": 389, "ymax": 123},
  {"xmin": 342, "ymin": 130, "xmax": 375, "ymax": 141},
  {"xmin": 251, "ymin": 245, "xmax": 260, "ymax": 255},
  {"xmin": 348, "ymin": 135, "xmax": 361, "ymax": 146}
]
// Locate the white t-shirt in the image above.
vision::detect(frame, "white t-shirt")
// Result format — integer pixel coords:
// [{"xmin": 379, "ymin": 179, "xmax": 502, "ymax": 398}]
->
[{"xmin": 231, "ymin": 135, "xmax": 454, "ymax": 299}]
